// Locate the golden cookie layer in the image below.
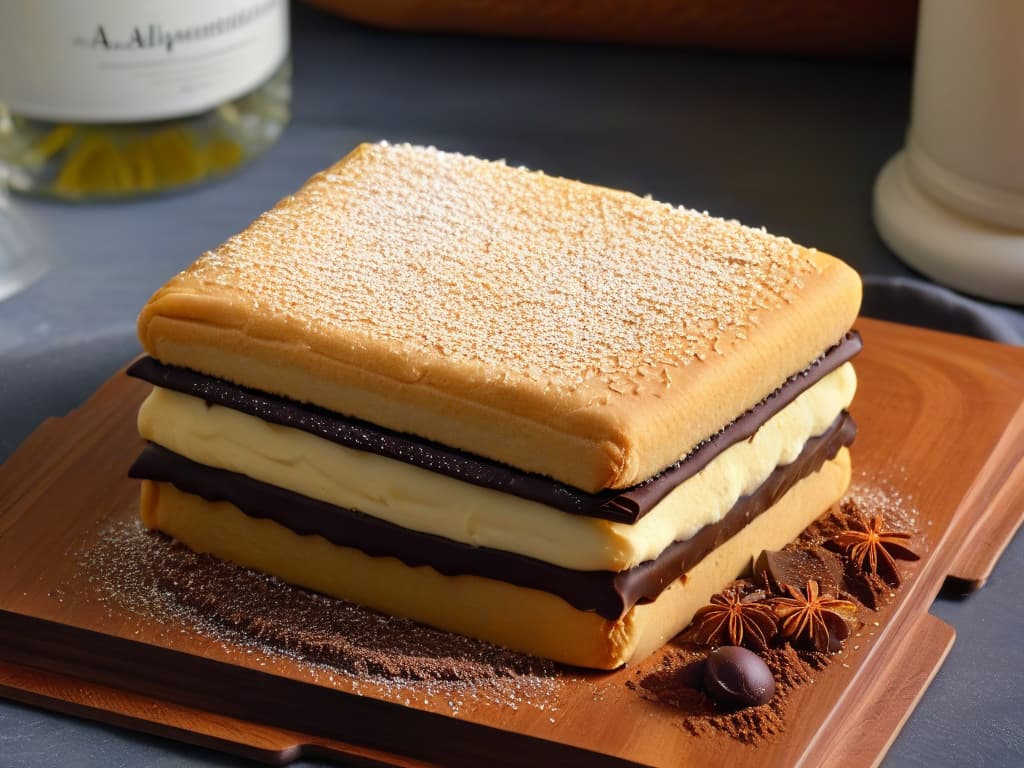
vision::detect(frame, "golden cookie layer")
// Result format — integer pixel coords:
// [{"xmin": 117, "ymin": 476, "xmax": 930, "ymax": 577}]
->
[
  {"xmin": 139, "ymin": 448, "xmax": 850, "ymax": 669},
  {"xmin": 138, "ymin": 142, "xmax": 861, "ymax": 491}
]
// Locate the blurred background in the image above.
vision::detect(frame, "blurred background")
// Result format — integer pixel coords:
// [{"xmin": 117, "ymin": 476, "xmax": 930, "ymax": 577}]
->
[{"xmin": 0, "ymin": 2, "xmax": 1021, "ymax": 767}]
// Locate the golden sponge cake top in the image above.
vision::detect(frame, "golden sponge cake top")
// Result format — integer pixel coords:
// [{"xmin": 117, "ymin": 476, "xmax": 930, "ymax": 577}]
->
[{"xmin": 138, "ymin": 142, "xmax": 861, "ymax": 492}]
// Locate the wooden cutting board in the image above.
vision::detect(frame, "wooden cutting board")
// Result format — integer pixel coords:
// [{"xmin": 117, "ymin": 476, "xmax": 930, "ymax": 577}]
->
[{"xmin": 0, "ymin": 317, "xmax": 1022, "ymax": 767}]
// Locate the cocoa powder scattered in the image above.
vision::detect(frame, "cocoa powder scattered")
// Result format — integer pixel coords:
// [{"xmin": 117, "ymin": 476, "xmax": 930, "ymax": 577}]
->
[
  {"xmin": 633, "ymin": 486, "xmax": 923, "ymax": 745},
  {"xmin": 70, "ymin": 480, "xmax": 921, "ymax": 740},
  {"xmin": 811, "ymin": 496, "xmax": 921, "ymax": 609},
  {"xmin": 77, "ymin": 520, "xmax": 562, "ymax": 712},
  {"xmin": 635, "ymin": 643, "xmax": 817, "ymax": 745}
]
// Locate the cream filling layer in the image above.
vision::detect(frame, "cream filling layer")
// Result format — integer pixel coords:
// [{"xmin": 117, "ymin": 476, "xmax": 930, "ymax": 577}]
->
[{"xmin": 137, "ymin": 362, "xmax": 855, "ymax": 572}]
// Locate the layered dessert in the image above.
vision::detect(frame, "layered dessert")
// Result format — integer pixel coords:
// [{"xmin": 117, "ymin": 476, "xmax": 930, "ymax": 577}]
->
[{"xmin": 128, "ymin": 142, "xmax": 861, "ymax": 669}]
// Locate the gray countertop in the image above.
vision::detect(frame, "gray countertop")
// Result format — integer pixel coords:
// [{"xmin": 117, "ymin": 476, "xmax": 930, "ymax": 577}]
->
[{"xmin": 1, "ymin": 4, "xmax": 1022, "ymax": 766}]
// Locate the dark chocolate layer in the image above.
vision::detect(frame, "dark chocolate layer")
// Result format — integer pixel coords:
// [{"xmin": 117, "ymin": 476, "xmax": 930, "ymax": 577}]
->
[
  {"xmin": 127, "ymin": 332, "xmax": 861, "ymax": 524},
  {"xmin": 130, "ymin": 412, "xmax": 855, "ymax": 620}
]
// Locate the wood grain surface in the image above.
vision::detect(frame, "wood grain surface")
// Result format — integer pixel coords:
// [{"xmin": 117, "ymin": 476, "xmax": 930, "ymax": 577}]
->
[{"xmin": 0, "ymin": 317, "xmax": 1021, "ymax": 767}]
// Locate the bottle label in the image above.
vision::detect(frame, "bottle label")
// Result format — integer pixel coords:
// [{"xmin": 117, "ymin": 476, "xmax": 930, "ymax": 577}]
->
[{"xmin": 0, "ymin": 0, "xmax": 289, "ymax": 122}]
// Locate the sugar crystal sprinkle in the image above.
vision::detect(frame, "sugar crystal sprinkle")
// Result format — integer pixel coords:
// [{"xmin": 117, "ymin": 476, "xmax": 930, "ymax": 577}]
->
[{"xmin": 180, "ymin": 142, "xmax": 822, "ymax": 390}]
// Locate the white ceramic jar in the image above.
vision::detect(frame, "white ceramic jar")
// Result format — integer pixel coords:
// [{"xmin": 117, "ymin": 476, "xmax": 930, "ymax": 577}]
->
[{"xmin": 874, "ymin": 0, "xmax": 1024, "ymax": 304}]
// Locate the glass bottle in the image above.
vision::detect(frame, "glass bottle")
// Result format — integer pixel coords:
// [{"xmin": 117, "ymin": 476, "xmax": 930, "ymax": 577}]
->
[{"xmin": 0, "ymin": 0, "xmax": 291, "ymax": 201}]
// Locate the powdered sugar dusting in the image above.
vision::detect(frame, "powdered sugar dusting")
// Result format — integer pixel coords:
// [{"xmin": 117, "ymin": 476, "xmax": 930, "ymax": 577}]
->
[
  {"xmin": 180, "ymin": 142, "xmax": 822, "ymax": 392},
  {"xmin": 848, "ymin": 469, "xmax": 921, "ymax": 534}
]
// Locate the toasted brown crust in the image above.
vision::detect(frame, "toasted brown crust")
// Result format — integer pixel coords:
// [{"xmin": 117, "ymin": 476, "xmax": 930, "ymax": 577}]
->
[{"xmin": 138, "ymin": 143, "xmax": 861, "ymax": 491}]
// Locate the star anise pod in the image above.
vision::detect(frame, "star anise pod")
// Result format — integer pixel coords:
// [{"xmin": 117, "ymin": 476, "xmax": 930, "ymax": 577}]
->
[
  {"xmin": 772, "ymin": 580, "xmax": 857, "ymax": 653},
  {"xmin": 832, "ymin": 514, "xmax": 920, "ymax": 586},
  {"xmin": 690, "ymin": 589, "xmax": 778, "ymax": 651}
]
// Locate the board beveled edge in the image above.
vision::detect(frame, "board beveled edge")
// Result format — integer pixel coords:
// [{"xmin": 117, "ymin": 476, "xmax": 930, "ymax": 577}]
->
[
  {"xmin": 0, "ymin": 610, "xmax": 645, "ymax": 768},
  {"xmin": 0, "ymin": 667, "xmax": 308, "ymax": 768},
  {"xmin": 944, "ymin": 400, "xmax": 1024, "ymax": 588},
  {"xmin": 2, "ymin": 318, "xmax": 1023, "ymax": 767},
  {"xmin": 797, "ymin": 613, "xmax": 956, "ymax": 768},
  {"xmin": 0, "ymin": 659, "xmax": 435, "ymax": 768}
]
